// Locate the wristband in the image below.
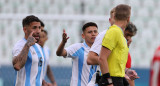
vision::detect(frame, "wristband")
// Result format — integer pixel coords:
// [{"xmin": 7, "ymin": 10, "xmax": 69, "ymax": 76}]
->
[
  {"xmin": 98, "ymin": 73, "xmax": 113, "ymax": 86},
  {"xmin": 102, "ymin": 73, "xmax": 111, "ymax": 79}
]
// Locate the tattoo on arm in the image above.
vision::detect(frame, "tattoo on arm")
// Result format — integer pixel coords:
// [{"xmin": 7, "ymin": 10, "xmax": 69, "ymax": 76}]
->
[{"xmin": 12, "ymin": 43, "xmax": 30, "ymax": 70}]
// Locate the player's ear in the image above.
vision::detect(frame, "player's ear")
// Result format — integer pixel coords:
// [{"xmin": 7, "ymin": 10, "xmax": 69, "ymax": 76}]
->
[
  {"xmin": 23, "ymin": 27, "xmax": 27, "ymax": 33},
  {"xmin": 109, "ymin": 18, "xmax": 111, "ymax": 23},
  {"xmin": 127, "ymin": 17, "xmax": 130, "ymax": 23},
  {"xmin": 81, "ymin": 33, "xmax": 85, "ymax": 39}
]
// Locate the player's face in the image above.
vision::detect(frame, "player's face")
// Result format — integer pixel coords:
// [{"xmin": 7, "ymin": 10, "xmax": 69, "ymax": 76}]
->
[
  {"xmin": 82, "ymin": 26, "xmax": 98, "ymax": 45},
  {"xmin": 38, "ymin": 31, "xmax": 48, "ymax": 47},
  {"xmin": 124, "ymin": 30, "xmax": 134, "ymax": 47},
  {"xmin": 24, "ymin": 22, "xmax": 41, "ymax": 42}
]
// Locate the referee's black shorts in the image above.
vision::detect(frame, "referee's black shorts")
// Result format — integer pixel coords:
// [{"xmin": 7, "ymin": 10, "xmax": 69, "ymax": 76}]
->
[{"xmin": 111, "ymin": 77, "xmax": 129, "ymax": 86}]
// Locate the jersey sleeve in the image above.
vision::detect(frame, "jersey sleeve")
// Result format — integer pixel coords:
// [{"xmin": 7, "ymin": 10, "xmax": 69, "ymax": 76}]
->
[
  {"xmin": 65, "ymin": 43, "xmax": 80, "ymax": 58},
  {"xmin": 102, "ymin": 29, "xmax": 118, "ymax": 51},
  {"xmin": 12, "ymin": 43, "xmax": 25, "ymax": 58}
]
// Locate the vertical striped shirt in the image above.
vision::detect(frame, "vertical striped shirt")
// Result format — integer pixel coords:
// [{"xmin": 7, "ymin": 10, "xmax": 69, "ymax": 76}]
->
[
  {"xmin": 65, "ymin": 42, "xmax": 96, "ymax": 86},
  {"xmin": 12, "ymin": 38, "xmax": 45, "ymax": 86}
]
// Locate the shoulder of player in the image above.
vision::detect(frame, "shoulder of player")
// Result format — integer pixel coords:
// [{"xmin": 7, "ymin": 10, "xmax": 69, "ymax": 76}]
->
[
  {"xmin": 97, "ymin": 30, "xmax": 106, "ymax": 38},
  {"xmin": 106, "ymin": 27, "xmax": 122, "ymax": 37},
  {"xmin": 13, "ymin": 39, "xmax": 26, "ymax": 49},
  {"xmin": 66, "ymin": 43, "xmax": 83, "ymax": 49}
]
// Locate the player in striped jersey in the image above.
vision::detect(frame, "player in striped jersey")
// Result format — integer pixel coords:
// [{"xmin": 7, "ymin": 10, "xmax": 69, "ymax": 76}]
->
[
  {"xmin": 150, "ymin": 46, "xmax": 160, "ymax": 86},
  {"xmin": 38, "ymin": 21, "xmax": 57, "ymax": 86},
  {"xmin": 56, "ymin": 22, "xmax": 98, "ymax": 86},
  {"xmin": 12, "ymin": 15, "xmax": 45, "ymax": 86}
]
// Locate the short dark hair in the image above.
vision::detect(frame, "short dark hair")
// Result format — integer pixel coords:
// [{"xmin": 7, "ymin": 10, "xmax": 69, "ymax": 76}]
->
[
  {"xmin": 22, "ymin": 15, "xmax": 41, "ymax": 27},
  {"xmin": 41, "ymin": 29, "xmax": 48, "ymax": 35},
  {"xmin": 82, "ymin": 22, "xmax": 98, "ymax": 32},
  {"xmin": 125, "ymin": 22, "xmax": 137, "ymax": 36},
  {"xmin": 40, "ymin": 20, "xmax": 45, "ymax": 27},
  {"xmin": 115, "ymin": 4, "xmax": 131, "ymax": 21}
]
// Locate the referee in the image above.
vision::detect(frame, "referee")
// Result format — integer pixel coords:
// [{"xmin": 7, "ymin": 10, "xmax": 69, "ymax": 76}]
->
[{"xmin": 98, "ymin": 4, "xmax": 131, "ymax": 86}]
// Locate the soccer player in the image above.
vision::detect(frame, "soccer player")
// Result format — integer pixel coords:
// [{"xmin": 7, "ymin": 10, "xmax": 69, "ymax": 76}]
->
[
  {"xmin": 124, "ymin": 22, "xmax": 138, "ymax": 86},
  {"xmin": 150, "ymin": 46, "xmax": 160, "ymax": 86},
  {"xmin": 87, "ymin": 7, "xmax": 138, "ymax": 86},
  {"xmin": 56, "ymin": 22, "xmax": 98, "ymax": 86},
  {"xmin": 98, "ymin": 4, "xmax": 131, "ymax": 86},
  {"xmin": 87, "ymin": 7, "xmax": 115, "ymax": 86},
  {"xmin": 38, "ymin": 21, "xmax": 57, "ymax": 86},
  {"xmin": 12, "ymin": 15, "xmax": 45, "ymax": 86}
]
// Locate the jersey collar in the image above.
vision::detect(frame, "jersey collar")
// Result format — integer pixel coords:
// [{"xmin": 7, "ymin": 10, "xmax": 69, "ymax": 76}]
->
[
  {"xmin": 83, "ymin": 42, "xmax": 90, "ymax": 48},
  {"xmin": 23, "ymin": 38, "xmax": 27, "ymax": 41},
  {"xmin": 113, "ymin": 24, "xmax": 124, "ymax": 35}
]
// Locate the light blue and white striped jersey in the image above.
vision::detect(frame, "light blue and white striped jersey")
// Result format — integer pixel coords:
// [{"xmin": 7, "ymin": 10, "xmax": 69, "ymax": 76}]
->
[
  {"xmin": 87, "ymin": 30, "xmax": 107, "ymax": 86},
  {"xmin": 12, "ymin": 38, "xmax": 45, "ymax": 86},
  {"xmin": 65, "ymin": 42, "xmax": 96, "ymax": 86},
  {"xmin": 41, "ymin": 46, "xmax": 50, "ymax": 79}
]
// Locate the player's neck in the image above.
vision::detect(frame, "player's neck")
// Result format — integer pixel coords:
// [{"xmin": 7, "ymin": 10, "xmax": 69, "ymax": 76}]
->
[
  {"xmin": 85, "ymin": 41, "xmax": 92, "ymax": 48},
  {"xmin": 41, "ymin": 45, "xmax": 44, "ymax": 47},
  {"xmin": 114, "ymin": 20, "xmax": 127, "ymax": 32},
  {"xmin": 24, "ymin": 36, "xmax": 28, "ymax": 40}
]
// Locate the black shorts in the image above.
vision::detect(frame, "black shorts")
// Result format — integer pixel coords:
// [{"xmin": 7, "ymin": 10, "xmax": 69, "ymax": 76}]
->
[{"xmin": 111, "ymin": 77, "xmax": 129, "ymax": 86}]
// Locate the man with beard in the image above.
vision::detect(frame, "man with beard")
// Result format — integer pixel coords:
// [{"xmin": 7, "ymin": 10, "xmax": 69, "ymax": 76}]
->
[{"xmin": 12, "ymin": 15, "xmax": 45, "ymax": 86}]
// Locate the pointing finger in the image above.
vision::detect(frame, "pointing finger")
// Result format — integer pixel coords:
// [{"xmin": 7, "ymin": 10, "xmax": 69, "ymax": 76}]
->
[
  {"xmin": 29, "ymin": 31, "xmax": 34, "ymax": 37},
  {"xmin": 63, "ymin": 29, "xmax": 65, "ymax": 33}
]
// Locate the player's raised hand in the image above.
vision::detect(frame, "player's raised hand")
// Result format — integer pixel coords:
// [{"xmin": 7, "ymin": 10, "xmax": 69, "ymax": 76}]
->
[
  {"xmin": 62, "ymin": 29, "xmax": 69, "ymax": 43},
  {"xmin": 26, "ymin": 31, "xmax": 37, "ymax": 47}
]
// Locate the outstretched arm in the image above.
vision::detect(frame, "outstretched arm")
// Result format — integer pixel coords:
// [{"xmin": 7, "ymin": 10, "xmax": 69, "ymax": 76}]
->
[
  {"xmin": 56, "ymin": 29, "xmax": 69, "ymax": 57},
  {"xmin": 12, "ymin": 31, "xmax": 36, "ymax": 71}
]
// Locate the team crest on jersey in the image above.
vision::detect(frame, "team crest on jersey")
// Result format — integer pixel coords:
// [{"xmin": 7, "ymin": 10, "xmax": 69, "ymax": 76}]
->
[{"xmin": 30, "ymin": 50, "xmax": 36, "ymax": 55}]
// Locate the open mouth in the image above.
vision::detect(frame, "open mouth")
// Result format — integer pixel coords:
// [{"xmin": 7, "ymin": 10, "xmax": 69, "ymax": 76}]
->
[
  {"xmin": 34, "ymin": 36, "xmax": 39, "ymax": 39},
  {"xmin": 91, "ymin": 37, "xmax": 96, "ymax": 40}
]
